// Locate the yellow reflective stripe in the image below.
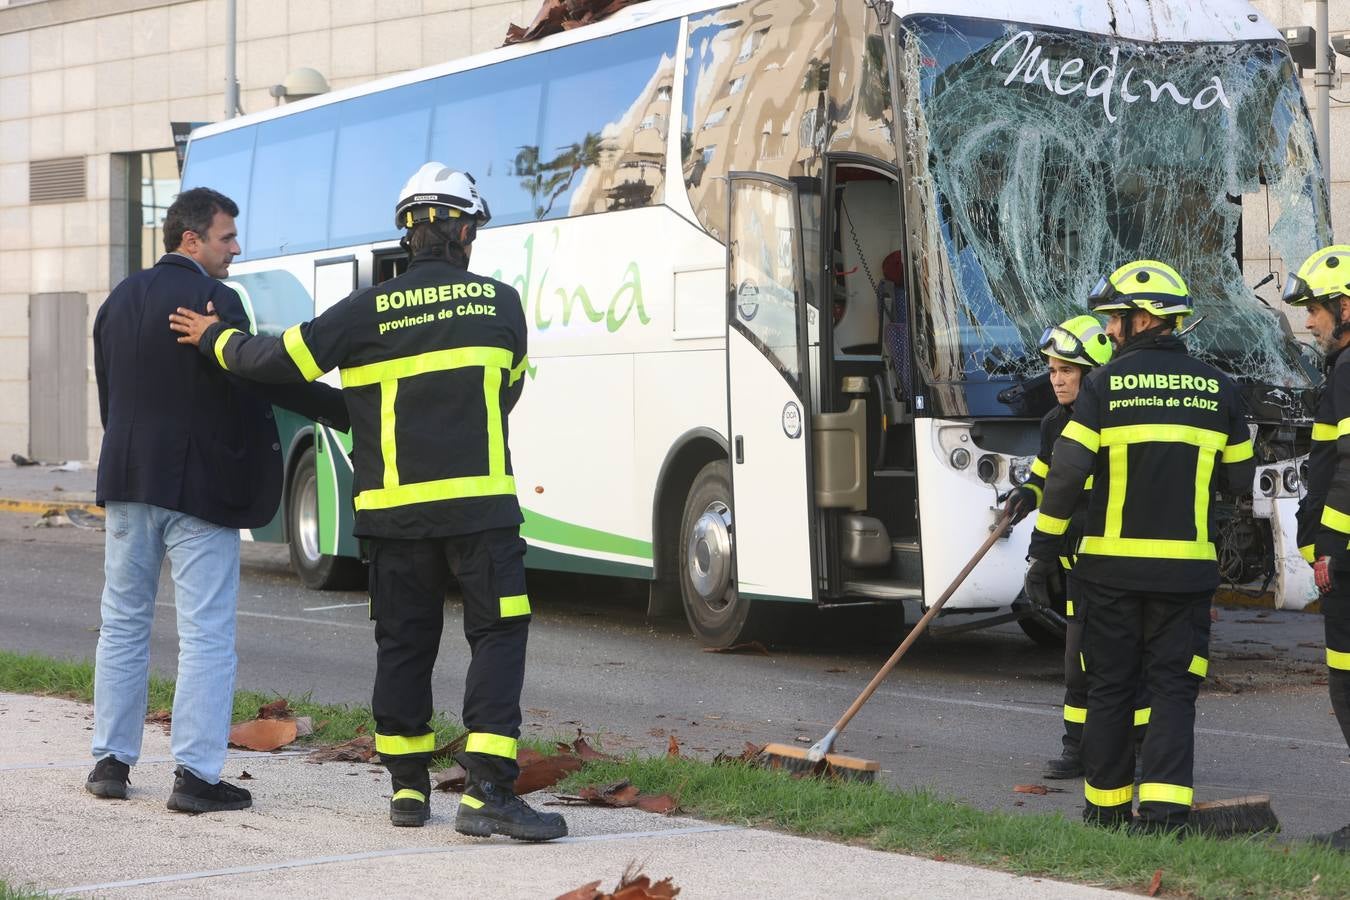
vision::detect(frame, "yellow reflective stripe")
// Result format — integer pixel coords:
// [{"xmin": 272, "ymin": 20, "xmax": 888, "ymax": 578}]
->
[
  {"xmin": 1134, "ymin": 707, "xmax": 1151, "ymax": 727},
  {"xmin": 1323, "ymin": 505, "xmax": 1350, "ymax": 535},
  {"xmin": 381, "ymin": 380, "xmax": 399, "ymax": 490},
  {"xmin": 1027, "ymin": 484, "xmax": 1043, "ymax": 507},
  {"xmin": 1194, "ymin": 448, "xmax": 1216, "ymax": 545},
  {"xmin": 510, "ymin": 355, "xmax": 529, "ymax": 386},
  {"xmin": 1079, "ymin": 537, "xmax": 1216, "ymax": 561},
  {"xmin": 1084, "ymin": 474, "xmax": 1094, "ymax": 491},
  {"xmin": 1062, "ymin": 420, "xmax": 1100, "ymax": 452},
  {"xmin": 283, "ymin": 325, "xmax": 323, "ymax": 382},
  {"xmin": 213, "ymin": 327, "xmax": 242, "ymax": 371},
  {"xmin": 500, "ymin": 594, "xmax": 531, "ymax": 617},
  {"xmin": 1339, "ymin": 417, "xmax": 1350, "ymax": 437},
  {"xmin": 340, "ymin": 346, "xmax": 514, "ymax": 388},
  {"xmin": 459, "ymin": 794, "xmax": 484, "ymax": 809},
  {"xmin": 1327, "ymin": 648, "xmax": 1350, "ymax": 671},
  {"xmin": 1139, "ymin": 782, "xmax": 1193, "ymax": 807},
  {"xmin": 484, "ymin": 366, "xmax": 504, "ymax": 476},
  {"xmin": 1035, "ymin": 512, "xmax": 1070, "ymax": 535},
  {"xmin": 392, "ymin": 789, "xmax": 426, "ymax": 803},
  {"xmin": 1098, "ymin": 424, "xmax": 1227, "ymax": 449},
  {"xmin": 1313, "ymin": 422, "xmax": 1338, "ymax": 442},
  {"xmin": 1031, "ymin": 457, "xmax": 1050, "ymax": 478},
  {"xmin": 354, "ymin": 474, "xmax": 516, "ymax": 511},
  {"xmin": 1188, "ymin": 655, "xmax": 1209, "ymax": 678},
  {"xmin": 1084, "ymin": 782, "xmax": 1133, "ymax": 807},
  {"xmin": 1221, "ymin": 440, "xmax": 1253, "ymax": 463},
  {"xmin": 1079, "ymin": 652, "xmax": 1086, "ymax": 672},
  {"xmin": 374, "ymin": 732, "xmax": 436, "ymax": 756},
  {"xmin": 1058, "ymin": 556, "xmax": 1073, "ymax": 570},
  {"xmin": 465, "ymin": 732, "xmax": 518, "ymax": 759},
  {"xmin": 1065, "ymin": 599, "xmax": 1075, "ymax": 617},
  {"xmin": 1105, "ymin": 444, "xmax": 1127, "ymax": 538},
  {"xmin": 1301, "ymin": 544, "xmax": 1316, "ymax": 564},
  {"xmin": 1064, "ymin": 705, "xmax": 1087, "ymax": 724}
]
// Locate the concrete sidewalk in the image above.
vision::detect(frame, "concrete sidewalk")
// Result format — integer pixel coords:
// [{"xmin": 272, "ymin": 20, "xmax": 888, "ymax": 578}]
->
[
  {"xmin": 0, "ymin": 458, "xmax": 98, "ymax": 514},
  {"xmin": 0, "ymin": 692, "xmax": 1123, "ymax": 898}
]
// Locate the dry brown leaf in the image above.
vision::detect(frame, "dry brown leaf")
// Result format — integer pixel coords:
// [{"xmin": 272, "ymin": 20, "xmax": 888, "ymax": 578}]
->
[
  {"xmin": 713, "ymin": 742, "xmax": 762, "ymax": 765},
  {"xmin": 238, "ymin": 770, "xmax": 254, "ymax": 780},
  {"xmin": 635, "ymin": 794, "xmax": 679, "ymax": 814},
  {"xmin": 257, "ymin": 698, "xmax": 292, "ymax": 719},
  {"xmin": 144, "ymin": 709, "xmax": 172, "ymax": 731},
  {"xmin": 432, "ymin": 764, "xmax": 467, "ymax": 792},
  {"xmin": 1147, "ymin": 868, "xmax": 1163, "ymax": 896},
  {"xmin": 666, "ymin": 735, "xmax": 681, "ymax": 758},
  {"xmin": 700, "ymin": 641, "xmax": 770, "ymax": 656},
  {"xmin": 229, "ymin": 717, "xmax": 298, "ymax": 751},
  {"xmin": 1013, "ymin": 784, "xmax": 1049, "ymax": 795},
  {"xmin": 555, "ymin": 881, "xmax": 604, "ymax": 900},
  {"xmin": 516, "ymin": 753, "xmax": 584, "ymax": 794},
  {"xmin": 306, "ymin": 735, "xmax": 375, "ymax": 763},
  {"xmin": 570, "ymin": 734, "xmax": 619, "ymax": 762},
  {"xmin": 431, "ymin": 733, "xmax": 468, "ymax": 760}
]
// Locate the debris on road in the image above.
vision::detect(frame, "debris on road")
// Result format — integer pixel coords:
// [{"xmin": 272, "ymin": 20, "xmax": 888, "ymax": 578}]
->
[
  {"xmin": 713, "ymin": 742, "xmax": 762, "ymax": 765},
  {"xmin": 556, "ymin": 778, "xmax": 680, "ymax": 815},
  {"xmin": 1147, "ymin": 868, "xmax": 1164, "ymax": 896},
  {"xmin": 229, "ymin": 717, "xmax": 297, "ymax": 751},
  {"xmin": 1013, "ymin": 784, "xmax": 1066, "ymax": 795},
  {"xmin": 306, "ymin": 735, "xmax": 375, "ymax": 763},
  {"xmin": 701, "ymin": 641, "xmax": 770, "ymax": 656},
  {"xmin": 557, "ymin": 864, "xmax": 681, "ymax": 899},
  {"xmin": 666, "ymin": 734, "xmax": 681, "ymax": 757}
]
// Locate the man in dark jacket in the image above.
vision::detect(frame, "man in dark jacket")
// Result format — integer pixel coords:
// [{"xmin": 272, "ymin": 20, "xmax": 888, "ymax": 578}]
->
[{"xmin": 87, "ymin": 187, "xmax": 346, "ymax": 813}]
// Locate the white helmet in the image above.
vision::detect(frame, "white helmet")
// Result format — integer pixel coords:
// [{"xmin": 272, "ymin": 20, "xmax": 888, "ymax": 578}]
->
[{"xmin": 394, "ymin": 162, "xmax": 491, "ymax": 230}]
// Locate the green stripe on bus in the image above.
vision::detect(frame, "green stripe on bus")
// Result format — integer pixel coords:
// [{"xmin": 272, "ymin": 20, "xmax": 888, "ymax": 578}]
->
[{"xmin": 521, "ymin": 507, "xmax": 653, "ymax": 559}]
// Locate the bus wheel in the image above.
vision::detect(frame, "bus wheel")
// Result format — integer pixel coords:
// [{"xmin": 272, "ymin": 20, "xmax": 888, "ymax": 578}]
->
[
  {"xmin": 678, "ymin": 460, "xmax": 763, "ymax": 648},
  {"xmin": 288, "ymin": 447, "xmax": 365, "ymax": 591}
]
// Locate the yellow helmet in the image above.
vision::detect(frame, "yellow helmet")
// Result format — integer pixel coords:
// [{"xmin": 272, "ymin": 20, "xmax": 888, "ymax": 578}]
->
[
  {"xmin": 1088, "ymin": 260, "xmax": 1192, "ymax": 318},
  {"xmin": 1282, "ymin": 245, "xmax": 1350, "ymax": 306},
  {"xmin": 1039, "ymin": 315, "xmax": 1113, "ymax": 368}
]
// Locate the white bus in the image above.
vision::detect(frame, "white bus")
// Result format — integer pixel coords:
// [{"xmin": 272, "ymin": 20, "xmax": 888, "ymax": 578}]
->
[{"xmin": 182, "ymin": 0, "xmax": 1330, "ymax": 647}]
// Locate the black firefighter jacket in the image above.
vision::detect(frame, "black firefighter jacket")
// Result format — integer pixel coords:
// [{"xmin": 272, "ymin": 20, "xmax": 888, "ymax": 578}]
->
[
  {"xmin": 193, "ymin": 254, "xmax": 528, "ymax": 540},
  {"xmin": 94, "ymin": 253, "xmax": 348, "ymax": 529},
  {"xmin": 1297, "ymin": 345, "xmax": 1350, "ymax": 569}
]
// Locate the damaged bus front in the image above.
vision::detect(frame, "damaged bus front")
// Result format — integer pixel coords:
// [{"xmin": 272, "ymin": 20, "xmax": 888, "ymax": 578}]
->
[{"xmin": 890, "ymin": 4, "xmax": 1331, "ymax": 625}]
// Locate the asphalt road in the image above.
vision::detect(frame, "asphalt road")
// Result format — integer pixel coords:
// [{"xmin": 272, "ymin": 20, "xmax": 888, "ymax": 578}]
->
[{"xmin": 3, "ymin": 510, "xmax": 1346, "ymax": 839}]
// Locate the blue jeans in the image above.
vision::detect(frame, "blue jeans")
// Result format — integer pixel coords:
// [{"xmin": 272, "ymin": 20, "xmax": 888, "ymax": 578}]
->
[{"xmin": 92, "ymin": 501, "xmax": 240, "ymax": 783}]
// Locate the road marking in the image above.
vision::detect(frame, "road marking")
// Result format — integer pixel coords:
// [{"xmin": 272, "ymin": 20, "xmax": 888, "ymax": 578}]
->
[
  {"xmin": 0, "ymin": 750, "xmax": 308, "ymax": 773},
  {"xmin": 302, "ymin": 602, "xmax": 368, "ymax": 612},
  {"xmin": 154, "ymin": 601, "xmax": 372, "ymax": 631},
  {"xmin": 48, "ymin": 824, "xmax": 742, "ymax": 894}
]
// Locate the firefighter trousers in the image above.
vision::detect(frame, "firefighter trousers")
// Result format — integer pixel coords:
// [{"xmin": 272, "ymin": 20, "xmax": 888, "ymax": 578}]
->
[
  {"xmin": 1077, "ymin": 580, "xmax": 1211, "ymax": 829},
  {"xmin": 367, "ymin": 526, "xmax": 532, "ymax": 793},
  {"xmin": 1061, "ymin": 575, "xmax": 1150, "ymax": 754},
  {"xmin": 1323, "ymin": 578, "xmax": 1350, "ymax": 751}
]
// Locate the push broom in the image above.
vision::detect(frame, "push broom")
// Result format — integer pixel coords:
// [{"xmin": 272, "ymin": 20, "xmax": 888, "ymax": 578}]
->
[{"xmin": 758, "ymin": 509, "xmax": 1016, "ymax": 781}]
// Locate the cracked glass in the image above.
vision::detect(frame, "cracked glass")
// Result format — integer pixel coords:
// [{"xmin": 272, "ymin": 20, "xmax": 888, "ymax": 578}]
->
[{"xmin": 897, "ymin": 15, "xmax": 1331, "ymax": 394}]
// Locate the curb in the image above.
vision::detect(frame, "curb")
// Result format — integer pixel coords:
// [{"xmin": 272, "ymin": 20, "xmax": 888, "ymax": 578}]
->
[{"xmin": 0, "ymin": 498, "xmax": 103, "ymax": 517}]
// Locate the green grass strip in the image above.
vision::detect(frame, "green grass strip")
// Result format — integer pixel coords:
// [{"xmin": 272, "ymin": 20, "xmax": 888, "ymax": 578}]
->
[
  {"xmin": 558, "ymin": 757, "xmax": 1349, "ymax": 899},
  {"xmin": 0, "ymin": 880, "xmax": 46, "ymax": 900}
]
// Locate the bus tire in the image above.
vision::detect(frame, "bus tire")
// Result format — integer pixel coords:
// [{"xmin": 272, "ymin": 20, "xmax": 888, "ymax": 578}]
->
[
  {"xmin": 678, "ymin": 460, "xmax": 767, "ymax": 648},
  {"xmin": 287, "ymin": 446, "xmax": 365, "ymax": 591}
]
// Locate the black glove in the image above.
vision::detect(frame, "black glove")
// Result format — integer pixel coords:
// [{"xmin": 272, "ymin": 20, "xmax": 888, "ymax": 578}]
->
[
  {"xmin": 999, "ymin": 486, "xmax": 1037, "ymax": 525},
  {"xmin": 1024, "ymin": 557, "xmax": 1062, "ymax": 609}
]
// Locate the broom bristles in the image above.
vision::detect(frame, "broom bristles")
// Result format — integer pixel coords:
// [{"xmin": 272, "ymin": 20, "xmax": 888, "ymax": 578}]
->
[
  {"xmin": 1189, "ymin": 794, "xmax": 1279, "ymax": 837},
  {"xmin": 756, "ymin": 742, "xmax": 880, "ymax": 783}
]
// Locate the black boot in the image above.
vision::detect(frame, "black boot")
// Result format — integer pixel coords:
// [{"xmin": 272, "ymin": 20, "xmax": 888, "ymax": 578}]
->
[
  {"xmin": 1043, "ymin": 747, "xmax": 1084, "ymax": 779},
  {"xmin": 1311, "ymin": 824, "xmax": 1350, "ymax": 852},
  {"xmin": 454, "ymin": 780, "xmax": 568, "ymax": 842},
  {"xmin": 387, "ymin": 762, "xmax": 431, "ymax": 827}
]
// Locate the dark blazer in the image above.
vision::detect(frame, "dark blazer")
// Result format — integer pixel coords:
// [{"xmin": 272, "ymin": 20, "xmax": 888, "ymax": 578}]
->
[{"xmin": 94, "ymin": 253, "xmax": 349, "ymax": 529}]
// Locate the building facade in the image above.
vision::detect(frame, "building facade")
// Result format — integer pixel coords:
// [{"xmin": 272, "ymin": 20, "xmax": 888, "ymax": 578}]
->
[{"xmin": 0, "ymin": 0, "xmax": 1345, "ymax": 461}]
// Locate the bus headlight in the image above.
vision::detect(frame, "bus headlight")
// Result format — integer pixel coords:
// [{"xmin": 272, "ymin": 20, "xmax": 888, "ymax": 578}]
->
[
  {"xmin": 976, "ymin": 454, "xmax": 1000, "ymax": 484},
  {"xmin": 1009, "ymin": 460, "xmax": 1031, "ymax": 485},
  {"xmin": 1282, "ymin": 466, "xmax": 1299, "ymax": 493},
  {"xmin": 950, "ymin": 447, "xmax": 971, "ymax": 470}
]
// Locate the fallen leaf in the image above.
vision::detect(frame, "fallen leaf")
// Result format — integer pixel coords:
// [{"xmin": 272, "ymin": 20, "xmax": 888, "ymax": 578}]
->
[
  {"xmin": 556, "ymin": 881, "xmax": 605, "ymax": 900},
  {"xmin": 933, "ymin": 855, "xmax": 947, "ymax": 862},
  {"xmin": 431, "ymin": 733, "xmax": 468, "ymax": 760},
  {"xmin": 229, "ymin": 717, "xmax": 298, "ymax": 751},
  {"xmin": 145, "ymin": 709, "xmax": 172, "ymax": 728},
  {"xmin": 714, "ymin": 742, "xmax": 762, "ymax": 765},
  {"xmin": 558, "ymin": 778, "xmax": 641, "ymax": 808},
  {"xmin": 701, "ymin": 641, "xmax": 770, "ymax": 656},
  {"xmin": 257, "ymin": 698, "xmax": 292, "ymax": 719},
  {"xmin": 555, "ymin": 867, "xmax": 681, "ymax": 900},
  {"xmin": 516, "ymin": 753, "xmax": 584, "ymax": 794},
  {"xmin": 635, "ymin": 794, "xmax": 679, "ymax": 814},
  {"xmin": 565, "ymin": 734, "xmax": 619, "ymax": 763},
  {"xmin": 1014, "ymin": 784, "xmax": 1049, "ymax": 795},
  {"xmin": 1147, "ymin": 868, "xmax": 1163, "ymax": 896},
  {"xmin": 238, "ymin": 770, "xmax": 254, "ymax": 780},
  {"xmin": 666, "ymin": 735, "xmax": 681, "ymax": 758},
  {"xmin": 432, "ymin": 765, "xmax": 467, "ymax": 792},
  {"xmin": 306, "ymin": 735, "xmax": 376, "ymax": 763}
]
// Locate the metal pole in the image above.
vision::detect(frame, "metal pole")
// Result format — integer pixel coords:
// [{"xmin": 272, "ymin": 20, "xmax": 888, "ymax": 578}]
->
[
  {"xmin": 225, "ymin": 0, "xmax": 238, "ymax": 119},
  {"xmin": 1314, "ymin": 0, "xmax": 1331, "ymax": 189}
]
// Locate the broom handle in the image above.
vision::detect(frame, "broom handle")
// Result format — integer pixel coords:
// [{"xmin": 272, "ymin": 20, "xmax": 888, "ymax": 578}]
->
[{"xmin": 828, "ymin": 510, "xmax": 1015, "ymax": 737}]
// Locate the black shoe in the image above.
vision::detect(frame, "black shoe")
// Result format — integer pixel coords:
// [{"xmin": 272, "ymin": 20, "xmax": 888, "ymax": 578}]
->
[
  {"xmin": 1043, "ymin": 749, "xmax": 1084, "ymax": 780},
  {"xmin": 85, "ymin": 756, "xmax": 130, "ymax": 799},
  {"xmin": 166, "ymin": 766, "xmax": 252, "ymax": 813},
  {"xmin": 1311, "ymin": 824, "xmax": 1350, "ymax": 851},
  {"xmin": 454, "ymin": 781, "xmax": 568, "ymax": 842},
  {"xmin": 391, "ymin": 789, "xmax": 430, "ymax": 827}
]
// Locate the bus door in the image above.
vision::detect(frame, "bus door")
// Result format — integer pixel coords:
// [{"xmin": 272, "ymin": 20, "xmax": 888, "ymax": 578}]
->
[{"xmin": 725, "ymin": 174, "xmax": 817, "ymax": 603}]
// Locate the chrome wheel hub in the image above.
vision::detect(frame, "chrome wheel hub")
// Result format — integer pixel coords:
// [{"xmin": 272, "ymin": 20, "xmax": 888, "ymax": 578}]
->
[{"xmin": 687, "ymin": 500, "xmax": 732, "ymax": 609}]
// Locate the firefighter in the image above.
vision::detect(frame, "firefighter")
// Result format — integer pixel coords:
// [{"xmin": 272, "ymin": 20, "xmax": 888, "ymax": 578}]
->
[
  {"xmin": 1281, "ymin": 244, "xmax": 1350, "ymax": 851},
  {"xmin": 1024, "ymin": 260, "xmax": 1255, "ymax": 834},
  {"xmin": 1005, "ymin": 315, "xmax": 1118, "ymax": 780},
  {"xmin": 168, "ymin": 162, "xmax": 567, "ymax": 842}
]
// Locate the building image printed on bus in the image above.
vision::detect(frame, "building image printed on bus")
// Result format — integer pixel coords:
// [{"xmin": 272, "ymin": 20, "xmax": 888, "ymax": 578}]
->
[{"xmin": 180, "ymin": 0, "xmax": 1329, "ymax": 648}]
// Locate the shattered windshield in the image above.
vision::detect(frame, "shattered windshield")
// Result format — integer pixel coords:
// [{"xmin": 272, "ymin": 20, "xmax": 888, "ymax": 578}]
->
[{"xmin": 898, "ymin": 15, "xmax": 1330, "ymax": 391}]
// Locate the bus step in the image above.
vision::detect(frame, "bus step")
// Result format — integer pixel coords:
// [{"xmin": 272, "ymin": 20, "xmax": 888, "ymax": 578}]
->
[
  {"xmin": 842, "ymin": 578, "xmax": 923, "ymax": 601},
  {"xmin": 872, "ymin": 468, "xmax": 915, "ymax": 477},
  {"xmin": 889, "ymin": 540, "xmax": 921, "ymax": 581}
]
